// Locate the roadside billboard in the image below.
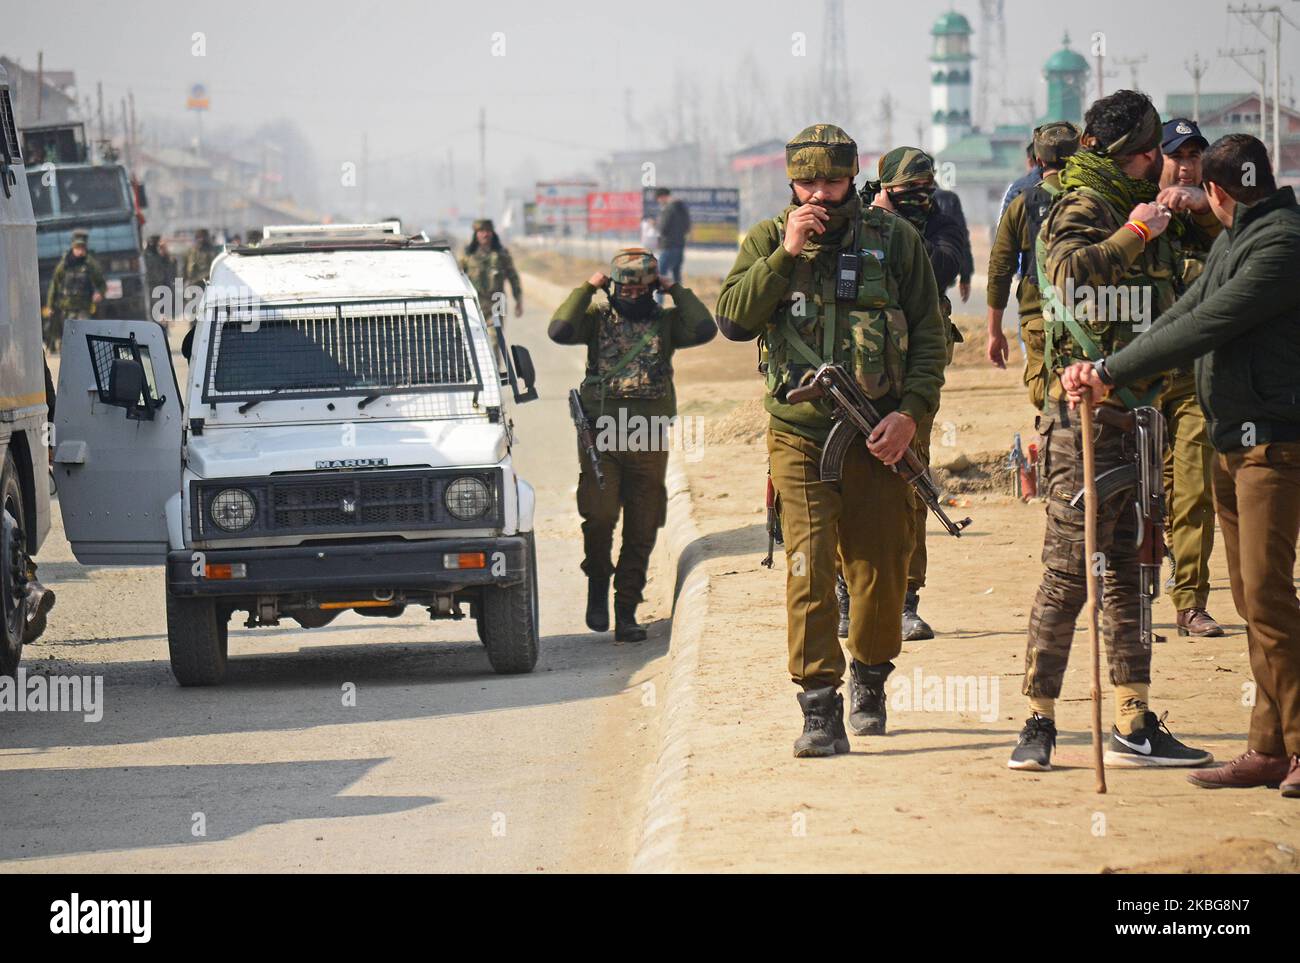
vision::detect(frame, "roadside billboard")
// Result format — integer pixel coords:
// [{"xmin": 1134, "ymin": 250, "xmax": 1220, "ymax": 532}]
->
[
  {"xmin": 586, "ymin": 191, "xmax": 642, "ymax": 235},
  {"xmin": 534, "ymin": 181, "xmax": 596, "ymax": 234},
  {"xmin": 641, "ymin": 186, "xmax": 740, "ymax": 247}
]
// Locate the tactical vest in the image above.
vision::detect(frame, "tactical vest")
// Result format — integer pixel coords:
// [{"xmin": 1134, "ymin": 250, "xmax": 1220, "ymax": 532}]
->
[
  {"xmin": 54, "ymin": 256, "xmax": 98, "ymax": 311},
  {"xmin": 1036, "ymin": 186, "xmax": 1177, "ymax": 411},
  {"xmin": 583, "ymin": 305, "xmax": 670, "ymax": 404},
  {"xmin": 1020, "ymin": 178, "xmax": 1060, "ymax": 284},
  {"xmin": 463, "ymin": 249, "xmax": 510, "ymax": 298},
  {"xmin": 761, "ymin": 209, "xmax": 908, "ymax": 403}
]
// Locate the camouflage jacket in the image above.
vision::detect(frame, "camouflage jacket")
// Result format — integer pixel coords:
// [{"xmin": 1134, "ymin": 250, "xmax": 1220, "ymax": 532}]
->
[
  {"xmin": 548, "ymin": 282, "xmax": 716, "ymax": 421},
  {"xmin": 987, "ymin": 172, "xmax": 1061, "ymax": 330},
  {"xmin": 460, "ymin": 247, "xmax": 522, "ymax": 315},
  {"xmin": 1038, "ymin": 188, "xmax": 1179, "ymax": 408},
  {"xmin": 47, "ymin": 253, "xmax": 106, "ymax": 316},
  {"xmin": 184, "ymin": 244, "xmax": 217, "ymax": 288},
  {"xmin": 144, "ymin": 246, "xmax": 176, "ymax": 293}
]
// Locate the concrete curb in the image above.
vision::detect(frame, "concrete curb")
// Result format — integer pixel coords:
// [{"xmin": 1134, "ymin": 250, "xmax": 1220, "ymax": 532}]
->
[{"xmin": 630, "ymin": 451, "xmax": 709, "ymax": 874}]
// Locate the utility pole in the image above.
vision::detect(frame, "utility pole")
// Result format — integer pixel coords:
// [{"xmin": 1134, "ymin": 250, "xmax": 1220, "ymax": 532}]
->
[
  {"xmin": 1185, "ymin": 52, "xmax": 1209, "ymax": 122},
  {"xmin": 35, "ymin": 51, "xmax": 43, "ymax": 121},
  {"xmin": 96, "ymin": 81, "xmax": 105, "ymax": 161},
  {"xmin": 1220, "ymin": 47, "xmax": 1269, "ymax": 143},
  {"xmin": 360, "ymin": 131, "xmax": 368, "ymax": 222},
  {"xmin": 477, "ymin": 106, "xmax": 486, "ymax": 218},
  {"xmin": 879, "ymin": 90, "xmax": 894, "ymax": 149},
  {"xmin": 1228, "ymin": 4, "xmax": 1295, "ymax": 169},
  {"xmin": 820, "ymin": 0, "xmax": 851, "ymax": 129},
  {"xmin": 1114, "ymin": 55, "xmax": 1148, "ymax": 91}
]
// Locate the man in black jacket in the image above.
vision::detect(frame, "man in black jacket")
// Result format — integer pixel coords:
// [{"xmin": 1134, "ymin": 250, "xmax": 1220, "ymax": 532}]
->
[
  {"xmin": 653, "ymin": 188, "xmax": 691, "ymax": 287},
  {"xmin": 1062, "ymin": 134, "xmax": 1300, "ymax": 797}
]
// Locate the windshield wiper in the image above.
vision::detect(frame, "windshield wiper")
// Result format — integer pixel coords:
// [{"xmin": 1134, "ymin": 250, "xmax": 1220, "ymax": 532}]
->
[
  {"xmin": 238, "ymin": 387, "xmax": 286, "ymax": 413},
  {"xmin": 357, "ymin": 393, "xmax": 381, "ymax": 410}
]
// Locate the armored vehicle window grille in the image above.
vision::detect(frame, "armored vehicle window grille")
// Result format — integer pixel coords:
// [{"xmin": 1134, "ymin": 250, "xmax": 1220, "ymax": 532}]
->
[
  {"xmin": 85, "ymin": 335, "xmax": 160, "ymax": 407},
  {"xmin": 0, "ymin": 90, "xmax": 19, "ymax": 163},
  {"xmin": 204, "ymin": 299, "xmax": 482, "ymax": 401}
]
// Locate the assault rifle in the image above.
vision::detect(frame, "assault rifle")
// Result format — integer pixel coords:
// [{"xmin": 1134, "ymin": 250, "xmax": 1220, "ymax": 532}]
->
[
  {"xmin": 1068, "ymin": 404, "xmax": 1166, "ymax": 647},
  {"xmin": 761, "ymin": 462, "xmax": 783, "ymax": 568},
  {"xmin": 568, "ymin": 389, "xmax": 605, "ymax": 490},
  {"xmin": 784, "ymin": 363, "xmax": 972, "ymax": 538}
]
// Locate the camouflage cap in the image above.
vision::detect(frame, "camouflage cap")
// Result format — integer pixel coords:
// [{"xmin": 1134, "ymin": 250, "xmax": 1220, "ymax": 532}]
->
[
  {"xmin": 877, "ymin": 147, "xmax": 935, "ymax": 188},
  {"xmin": 70, "ymin": 228, "xmax": 89, "ymax": 244},
  {"xmin": 473, "ymin": 218, "xmax": 494, "ymax": 232},
  {"xmin": 1033, "ymin": 121, "xmax": 1081, "ymax": 166},
  {"xmin": 610, "ymin": 247, "xmax": 659, "ymax": 286},
  {"xmin": 785, "ymin": 124, "xmax": 859, "ymax": 180}
]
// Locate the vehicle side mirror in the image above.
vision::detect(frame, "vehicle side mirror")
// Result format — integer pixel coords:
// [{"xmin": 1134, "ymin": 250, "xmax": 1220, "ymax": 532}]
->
[
  {"xmin": 510, "ymin": 345, "xmax": 538, "ymax": 403},
  {"xmin": 108, "ymin": 358, "xmax": 146, "ymax": 409}
]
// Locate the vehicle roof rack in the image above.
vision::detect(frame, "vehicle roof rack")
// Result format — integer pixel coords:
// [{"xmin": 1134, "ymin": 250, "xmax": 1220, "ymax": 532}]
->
[{"xmin": 238, "ymin": 222, "xmax": 448, "ymax": 255}]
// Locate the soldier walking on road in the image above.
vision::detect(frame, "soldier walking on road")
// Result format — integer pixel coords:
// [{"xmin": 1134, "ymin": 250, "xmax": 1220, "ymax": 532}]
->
[
  {"xmin": 461, "ymin": 219, "xmax": 522, "ymax": 370},
  {"xmin": 144, "ymin": 234, "xmax": 177, "ymax": 323},
  {"xmin": 986, "ymin": 121, "xmax": 1081, "ymax": 409},
  {"xmin": 861, "ymin": 147, "xmax": 968, "ymax": 642},
  {"xmin": 550, "ymin": 249, "xmax": 715, "ymax": 642},
  {"xmin": 1010, "ymin": 90, "xmax": 1212, "ymax": 773},
  {"xmin": 715, "ymin": 125, "xmax": 947, "ymax": 757},
  {"xmin": 44, "ymin": 228, "xmax": 105, "ymax": 350}
]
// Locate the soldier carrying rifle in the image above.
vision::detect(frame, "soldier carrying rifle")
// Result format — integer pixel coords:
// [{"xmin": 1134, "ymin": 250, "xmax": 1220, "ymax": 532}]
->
[
  {"xmin": 550, "ymin": 249, "xmax": 715, "ymax": 642},
  {"xmin": 715, "ymin": 124, "xmax": 948, "ymax": 757}
]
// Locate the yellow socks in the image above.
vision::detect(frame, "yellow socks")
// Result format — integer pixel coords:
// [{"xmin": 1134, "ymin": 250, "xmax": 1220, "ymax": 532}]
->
[
  {"xmin": 1114, "ymin": 683, "xmax": 1151, "ymax": 735},
  {"xmin": 1028, "ymin": 697, "xmax": 1056, "ymax": 721}
]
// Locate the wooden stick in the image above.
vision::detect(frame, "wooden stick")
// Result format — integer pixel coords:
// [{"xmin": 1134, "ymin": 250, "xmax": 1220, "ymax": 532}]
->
[{"xmin": 1079, "ymin": 401, "xmax": 1107, "ymax": 794}]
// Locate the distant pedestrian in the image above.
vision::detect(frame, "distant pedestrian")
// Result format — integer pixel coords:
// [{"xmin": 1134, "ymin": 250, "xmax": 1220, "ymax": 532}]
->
[{"xmin": 654, "ymin": 188, "xmax": 691, "ymax": 286}]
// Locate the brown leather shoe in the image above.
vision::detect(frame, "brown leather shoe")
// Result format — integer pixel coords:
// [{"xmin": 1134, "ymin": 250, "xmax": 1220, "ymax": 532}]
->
[
  {"xmin": 1281, "ymin": 756, "xmax": 1300, "ymax": 798},
  {"xmin": 1177, "ymin": 607, "xmax": 1225, "ymax": 637},
  {"xmin": 1187, "ymin": 750, "xmax": 1290, "ymax": 789}
]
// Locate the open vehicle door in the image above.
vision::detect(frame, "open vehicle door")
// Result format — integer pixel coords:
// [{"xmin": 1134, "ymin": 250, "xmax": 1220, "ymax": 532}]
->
[{"xmin": 54, "ymin": 319, "xmax": 182, "ymax": 564}]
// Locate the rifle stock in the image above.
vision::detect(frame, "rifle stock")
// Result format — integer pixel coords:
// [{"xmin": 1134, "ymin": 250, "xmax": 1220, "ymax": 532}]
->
[{"xmin": 568, "ymin": 389, "xmax": 605, "ymax": 490}]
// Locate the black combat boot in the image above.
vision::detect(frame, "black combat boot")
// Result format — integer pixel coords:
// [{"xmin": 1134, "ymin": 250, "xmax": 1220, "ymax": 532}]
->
[
  {"xmin": 585, "ymin": 576, "xmax": 610, "ymax": 633},
  {"xmin": 901, "ymin": 590, "xmax": 934, "ymax": 641},
  {"xmin": 614, "ymin": 600, "xmax": 647, "ymax": 642},
  {"xmin": 793, "ymin": 686, "xmax": 851, "ymax": 757},
  {"xmin": 835, "ymin": 574, "xmax": 850, "ymax": 639},
  {"xmin": 847, "ymin": 660, "xmax": 893, "ymax": 735}
]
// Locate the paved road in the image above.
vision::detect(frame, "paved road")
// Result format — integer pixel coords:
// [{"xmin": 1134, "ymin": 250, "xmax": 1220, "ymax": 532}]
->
[{"xmin": 0, "ymin": 279, "xmax": 668, "ymax": 872}]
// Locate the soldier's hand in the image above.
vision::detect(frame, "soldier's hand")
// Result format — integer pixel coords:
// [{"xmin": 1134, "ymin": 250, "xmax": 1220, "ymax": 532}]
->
[
  {"xmin": 1157, "ymin": 185, "xmax": 1210, "ymax": 215},
  {"xmin": 589, "ymin": 272, "xmax": 609, "ymax": 289},
  {"xmin": 987, "ymin": 327, "xmax": 1009, "ymax": 369},
  {"xmin": 1060, "ymin": 361, "xmax": 1108, "ymax": 408},
  {"xmin": 959, "ymin": 279, "xmax": 971, "ymax": 303},
  {"xmin": 41, "ymin": 306, "xmax": 51, "ymax": 320},
  {"xmin": 867, "ymin": 411, "xmax": 917, "ymax": 467},
  {"xmin": 92, "ymin": 292, "xmax": 104, "ymax": 304},
  {"xmin": 514, "ymin": 301, "xmax": 523, "ymax": 318},
  {"xmin": 782, "ymin": 199, "xmax": 830, "ymax": 257},
  {"xmin": 1129, "ymin": 202, "xmax": 1172, "ymax": 239}
]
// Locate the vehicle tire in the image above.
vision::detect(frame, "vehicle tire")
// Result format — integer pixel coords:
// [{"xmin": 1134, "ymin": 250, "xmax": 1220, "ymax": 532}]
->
[
  {"xmin": 480, "ymin": 532, "xmax": 539, "ymax": 674},
  {"xmin": 166, "ymin": 589, "xmax": 229, "ymax": 686},
  {"xmin": 0, "ymin": 450, "xmax": 28, "ymax": 677}
]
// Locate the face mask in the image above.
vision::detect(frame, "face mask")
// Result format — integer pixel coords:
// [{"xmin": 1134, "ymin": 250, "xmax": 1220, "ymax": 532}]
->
[
  {"xmin": 612, "ymin": 291, "xmax": 658, "ymax": 321},
  {"xmin": 888, "ymin": 185, "xmax": 935, "ymax": 227}
]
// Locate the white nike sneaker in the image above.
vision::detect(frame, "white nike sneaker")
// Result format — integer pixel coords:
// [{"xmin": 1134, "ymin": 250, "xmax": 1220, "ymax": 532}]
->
[{"xmin": 1104, "ymin": 711, "xmax": 1214, "ymax": 768}]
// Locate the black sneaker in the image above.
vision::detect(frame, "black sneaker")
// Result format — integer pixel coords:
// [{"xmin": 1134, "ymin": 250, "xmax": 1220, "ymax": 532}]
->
[
  {"xmin": 793, "ymin": 687, "xmax": 851, "ymax": 758},
  {"xmin": 835, "ymin": 574, "xmax": 850, "ymax": 639},
  {"xmin": 1008, "ymin": 714, "xmax": 1057, "ymax": 771},
  {"xmin": 1105, "ymin": 711, "xmax": 1214, "ymax": 768}
]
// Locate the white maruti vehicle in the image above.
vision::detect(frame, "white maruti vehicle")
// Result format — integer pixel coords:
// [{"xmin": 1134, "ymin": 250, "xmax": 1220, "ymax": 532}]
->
[{"xmin": 54, "ymin": 223, "xmax": 540, "ymax": 685}]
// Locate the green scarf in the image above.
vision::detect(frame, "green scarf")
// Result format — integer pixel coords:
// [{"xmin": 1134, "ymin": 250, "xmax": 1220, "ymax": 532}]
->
[
  {"xmin": 789, "ymin": 193, "xmax": 861, "ymax": 257},
  {"xmin": 1059, "ymin": 149, "xmax": 1157, "ymax": 212}
]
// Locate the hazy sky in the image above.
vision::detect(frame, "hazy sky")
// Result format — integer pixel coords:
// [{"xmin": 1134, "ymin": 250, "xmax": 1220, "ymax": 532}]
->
[{"xmin": 8, "ymin": 0, "xmax": 1296, "ymax": 220}]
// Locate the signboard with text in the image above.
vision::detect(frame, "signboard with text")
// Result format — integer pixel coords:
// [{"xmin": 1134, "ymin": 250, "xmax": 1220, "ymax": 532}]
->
[
  {"xmin": 641, "ymin": 186, "xmax": 740, "ymax": 247},
  {"xmin": 586, "ymin": 191, "xmax": 642, "ymax": 235}
]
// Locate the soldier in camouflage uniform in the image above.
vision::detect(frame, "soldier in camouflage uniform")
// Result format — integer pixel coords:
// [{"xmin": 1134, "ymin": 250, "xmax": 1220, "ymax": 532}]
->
[
  {"xmin": 1010, "ymin": 90, "xmax": 1212, "ymax": 772},
  {"xmin": 716, "ymin": 125, "xmax": 947, "ymax": 757},
  {"xmin": 460, "ymin": 219, "xmax": 522, "ymax": 367},
  {"xmin": 43, "ymin": 229, "xmax": 105, "ymax": 350},
  {"xmin": 549, "ymin": 248, "xmax": 715, "ymax": 641},
  {"xmin": 183, "ymin": 228, "xmax": 218, "ymax": 291},
  {"xmin": 986, "ymin": 121, "xmax": 1081, "ymax": 409},
  {"xmin": 859, "ymin": 146, "xmax": 968, "ymax": 642},
  {"xmin": 1154, "ymin": 117, "xmax": 1226, "ymax": 638}
]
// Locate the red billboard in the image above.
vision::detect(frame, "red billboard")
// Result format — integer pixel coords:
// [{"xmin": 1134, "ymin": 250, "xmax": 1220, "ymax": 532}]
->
[{"xmin": 586, "ymin": 191, "xmax": 642, "ymax": 234}]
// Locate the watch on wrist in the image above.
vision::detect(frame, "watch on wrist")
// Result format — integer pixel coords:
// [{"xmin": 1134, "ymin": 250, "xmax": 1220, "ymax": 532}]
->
[{"xmin": 1092, "ymin": 358, "xmax": 1115, "ymax": 387}]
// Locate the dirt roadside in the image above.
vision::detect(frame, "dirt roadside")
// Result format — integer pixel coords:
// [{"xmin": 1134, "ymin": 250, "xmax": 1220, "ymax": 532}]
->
[{"xmin": 664, "ymin": 310, "xmax": 1300, "ymax": 874}]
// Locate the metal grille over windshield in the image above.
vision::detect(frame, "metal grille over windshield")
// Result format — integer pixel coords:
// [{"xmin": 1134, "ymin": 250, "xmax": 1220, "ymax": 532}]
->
[{"xmin": 204, "ymin": 299, "xmax": 482, "ymax": 401}]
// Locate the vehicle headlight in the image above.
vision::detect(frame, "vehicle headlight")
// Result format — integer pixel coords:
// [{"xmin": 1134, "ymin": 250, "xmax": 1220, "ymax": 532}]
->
[
  {"xmin": 444, "ymin": 476, "xmax": 491, "ymax": 520},
  {"xmin": 210, "ymin": 488, "xmax": 257, "ymax": 532}
]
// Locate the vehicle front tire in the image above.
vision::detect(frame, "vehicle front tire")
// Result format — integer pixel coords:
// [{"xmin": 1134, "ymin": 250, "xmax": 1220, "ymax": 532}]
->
[
  {"xmin": 480, "ymin": 532, "xmax": 539, "ymax": 674},
  {"xmin": 166, "ymin": 590, "xmax": 229, "ymax": 686},
  {"xmin": 0, "ymin": 450, "xmax": 28, "ymax": 677}
]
